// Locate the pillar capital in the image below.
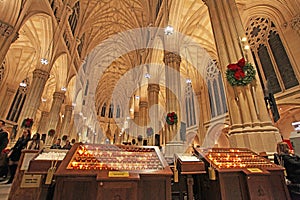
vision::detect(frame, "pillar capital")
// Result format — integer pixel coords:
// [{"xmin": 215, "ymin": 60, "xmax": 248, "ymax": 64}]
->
[
  {"xmin": 163, "ymin": 51, "xmax": 181, "ymax": 65},
  {"xmin": 53, "ymin": 91, "xmax": 65, "ymax": 100},
  {"xmin": 41, "ymin": 111, "xmax": 49, "ymax": 117},
  {"xmin": 139, "ymin": 101, "xmax": 148, "ymax": 108},
  {"xmin": 147, "ymin": 83, "xmax": 160, "ymax": 93},
  {"xmin": 33, "ymin": 69, "xmax": 49, "ymax": 80},
  {"xmin": 65, "ymin": 104, "xmax": 74, "ymax": 112}
]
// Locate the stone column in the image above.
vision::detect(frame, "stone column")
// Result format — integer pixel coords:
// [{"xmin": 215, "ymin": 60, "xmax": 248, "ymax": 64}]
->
[
  {"xmin": 148, "ymin": 83, "xmax": 160, "ymax": 145},
  {"xmin": 203, "ymin": 0, "xmax": 280, "ymax": 153},
  {"xmin": 163, "ymin": 51, "xmax": 181, "ymax": 143},
  {"xmin": 17, "ymin": 69, "xmax": 49, "ymax": 137},
  {"xmin": 60, "ymin": 104, "xmax": 73, "ymax": 138},
  {"xmin": 37, "ymin": 111, "xmax": 49, "ymax": 134},
  {"xmin": 139, "ymin": 101, "xmax": 148, "ymax": 144},
  {"xmin": 130, "ymin": 111, "xmax": 140, "ymax": 142},
  {"xmin": 0, "ymin": 84, "xmax": 16, "ymax": 119},
  {"xmin": 46, "ymin": 91, "xmax": 65, "ymax": 136}
]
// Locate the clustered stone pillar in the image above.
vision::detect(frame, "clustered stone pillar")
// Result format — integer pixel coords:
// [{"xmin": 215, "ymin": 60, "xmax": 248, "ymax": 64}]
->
[
  {"xmin": 203, "ymin": 0, "xmax": 280, "ymax": 152},
  {"xmin": 37, "ymin": 111, "xmax": 49, "ymax": 135},
  {"xmin": 46, "ymin": 91, "xmax": 65, "ymax": 138},
  {"xmin": 60, "ymin": 104, "xmax": 73, "ymax": 138},
  {"xmin": 147, "ymin": 83, "xmax": 160, "ymax": 145},
  {"xmin": 17, "ymin": 69, "xmax": 49, "ymax": 137},
  {"xmin": 0, "ymin": 84, "xmax": 16, "ymax": 119},
  {"xmin": 163, "ymin": 51, "xmax": 182, "ymax": 143},
  {"xmin": 139, "ymin": 100, "xmax": 148, "ymax": 144}
]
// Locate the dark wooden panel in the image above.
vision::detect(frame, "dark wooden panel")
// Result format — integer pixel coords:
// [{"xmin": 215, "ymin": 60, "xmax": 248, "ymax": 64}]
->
[
  {"xmin": 246, "ymin": 174, "xmax": 272, "ymax": 200},
  {"xmin": 53, "ymin": 177, "xmax": 97, "ymax": 200},
  {"xmin": 220, "ymin": 172, "xmax": 248, "ymax": 200},
  {"xmin": 97, "ymin": 181, "xmax": 138, "ymax": 200},
  {"xmin": 139, "ymin": 175, "xmax": 171, "ymax": 200}
]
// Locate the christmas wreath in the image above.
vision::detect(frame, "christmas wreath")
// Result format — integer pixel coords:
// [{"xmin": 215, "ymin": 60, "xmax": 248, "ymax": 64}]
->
[
  {"xmin": 62, "ymin": 135, "xmax": 68, "ymax": 141},
  {"xmin": 48, "ymin": 129, "xmax": 56, "ymax": 137},
  {"xmin": 166, "ymin": 112, "xmax": 178, "ymax": 125},
  {"xmin": 146, "ymin": 127, "xmax": 154, "ymax": 136},
  {"xmin": 225, "ymin": 58, "xmax": 256, "ymax": 86},
  {"xmin": 21, "ymin": 118, "xmax": 33, "ymax": 128}
]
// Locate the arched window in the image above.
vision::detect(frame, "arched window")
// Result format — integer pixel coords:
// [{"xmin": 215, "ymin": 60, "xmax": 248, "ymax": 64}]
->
[
  {"xmin": 116, "ymin": 105, "xmax": 121, "ymax": 118},
  {"xmin": 185, "ymin": 83, "xmax": 196, "ymax": 127},
  {"xmin": 6, "ymin": 78, "xmax": 29, "ymax": 122},
  {"xmin": 246, "ymin": 17, "xmax": 299, "ymax": 93},
  {"xmin": 206, "ymin": 60, "xmax": 227, "ymax": 118},
  {"xmin": 101, "ymin": 103, "xmax": 106, "ymax": 117},
  {"xmin": 68, "ymin": 2, "xmax": 80, "ymax": 35},
  {"xmin": 84, "ymin": 80, "xmax": 89, "ymax": 96},
  {"xmin": 0, "ymin": 60, "xmax": 5, "ymax": 84},
  {"xmin": 108, "ymin": 104, "xmax": 114, "ymax": 118}
]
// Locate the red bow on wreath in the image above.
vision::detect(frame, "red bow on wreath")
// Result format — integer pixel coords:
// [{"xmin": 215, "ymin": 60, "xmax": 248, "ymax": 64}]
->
[
  {"xmin": 227, "ymin": 58, "xmax": 246, "ymax": 80},
  {"xmin": 226, "ymin": 58, "xmax": 256, "ymax": 86},
  {"xmin": 21, "ymin": 118, "xmax": 34, "ymax": 128}
]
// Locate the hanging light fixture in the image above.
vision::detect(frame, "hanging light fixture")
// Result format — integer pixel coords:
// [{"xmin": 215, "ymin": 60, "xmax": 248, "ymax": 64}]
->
[
  {"xmin": 19, "ymin": 80, "xmax": 27, "ymax": 87},
  {"xmin": 144, "ymin": 72, "xmax": 151, "ymax": 79},
  {"xmin": 61, "ymin": 86, "xmax": 67, "ymax": 91},
  {"xmin": 164, "ymin": 25, "xmax": 174, "ymax": 35}
]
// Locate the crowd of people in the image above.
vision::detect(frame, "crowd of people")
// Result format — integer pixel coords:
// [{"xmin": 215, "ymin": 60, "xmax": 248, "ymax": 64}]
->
[{"xmin": 0, "ymin": 120, "xmax": 75, "ymax": 185}]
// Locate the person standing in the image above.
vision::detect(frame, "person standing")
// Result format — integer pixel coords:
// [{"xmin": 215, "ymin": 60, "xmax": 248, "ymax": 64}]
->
[
  {"xmin": 6, "ymin": 129, "xmax": 31, "ymax": 184},
  {"xmin": 0, "ymin": 120, "xmax": 9, "ymax": 153},
  {"xmin": 27, "ymin": 133, "xmax": 44, "ymax": 150},
  {"xmin": 62, "ymin": 140, "xmax": 72, "ymax": 150},
  {"xmin": 0, "ymin": 120, "xmax": 9, "ymax": 180},
  {"xmin": 50, "ymin": 138, "xmax": 62, "ymax": 149}
]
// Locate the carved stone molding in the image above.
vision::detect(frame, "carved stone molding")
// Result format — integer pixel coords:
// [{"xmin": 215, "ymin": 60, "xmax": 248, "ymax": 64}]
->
[
  {"xmin": 163, "ymin": 51, "xmax": 181, "ymax": 65},
  {"xmin": 147, "ymin": 84, "xmax": 160, "ymax": 93},
  {"xmin": 65, "ymin": 104, "xmax": 74, "ymax": 112},
  {"xmin": 33, "ymin": 69, "xmax": 50, "ymax": 80},
  {"xmin": 0, "ymin": 20, "xmax": 14, "ymax": 37},
  {"xmin": 291, "ymin": 14, "xmax": 300, "ymax": 32},
  {"xmin": 53, "ymin": 91, "xmax": 65, "ymax": 100}
]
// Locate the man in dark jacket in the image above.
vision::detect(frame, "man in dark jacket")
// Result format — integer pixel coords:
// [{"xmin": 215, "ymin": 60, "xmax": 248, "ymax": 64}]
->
[
  {"xmin": 0, "ymin": 120, "xmax": 9, "ymax": 153},
  {"xmin": 0, "ymin": 120, "xmax": 9, "ymax": 180}
]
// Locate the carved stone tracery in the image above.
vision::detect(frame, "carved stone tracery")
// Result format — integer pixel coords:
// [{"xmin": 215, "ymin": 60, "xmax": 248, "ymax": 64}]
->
[{"xmin": 0, "ymin": 20, "xmax": 14, "ymax": 37}]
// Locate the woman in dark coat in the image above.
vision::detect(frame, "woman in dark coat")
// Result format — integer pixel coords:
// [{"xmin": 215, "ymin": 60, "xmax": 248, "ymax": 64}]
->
[
  {"xmin": 276, "ymin": 142, "xmax": 300, "ymax": 184},
  {"xmin": 6, "ymin": 129, "xmax": 31, "ymax": 184}
]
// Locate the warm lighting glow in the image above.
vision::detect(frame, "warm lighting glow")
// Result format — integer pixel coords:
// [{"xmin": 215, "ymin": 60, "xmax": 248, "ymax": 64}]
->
[
  {"xmin": 241, "ymin": 37, "xmax": 247, "ymax": 42},
  {"xmin": 41, "ymin": 58, "xmax": 48, "ymax": 65},
  {"xmin": 186, "ymin": 78, "xmax": 192, "ymax": 84},
  {"xmin": 144, "ymin": 73, "xmax": 151, "ymax": 79},
  {"xmin": 244, "ymin": 45, "xmax": 250, "ymax": 50},
  {"xmin": 164, "ymin": 25, "xmax": 174, "ymax": 35},
  {"xmin": 61, "ymin": 86, "xmax": 67, "ymax": 91},
  {"xmin": 41, "ymin": 98, "xmax": 46, "ymax": 102},
  {"xmin": 19, "ymin": 81, "xmax": 27, "ymax": 87}
]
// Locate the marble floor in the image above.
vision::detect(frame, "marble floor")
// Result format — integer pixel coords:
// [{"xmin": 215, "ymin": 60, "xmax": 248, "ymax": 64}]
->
[{"xmin": 0, "ymin": 182, "xmax": 11, "ymax": 200}]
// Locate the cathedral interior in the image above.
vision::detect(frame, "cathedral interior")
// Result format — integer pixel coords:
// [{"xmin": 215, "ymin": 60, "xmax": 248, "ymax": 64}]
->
[
  {"xmin": 1, "ymin": 1, "xmax": 300, "ymax": 200},
  {"xmin": 0, "ymin": 0, "xmax": 300, "ymax": 156}
]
